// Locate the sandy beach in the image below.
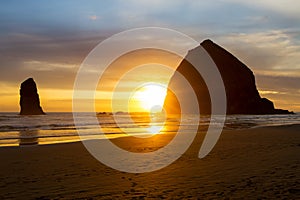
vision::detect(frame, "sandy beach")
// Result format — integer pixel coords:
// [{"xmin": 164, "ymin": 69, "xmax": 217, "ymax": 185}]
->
[{"xmin": 0, "ymin": 124, "xmax": 299, "ymax": 199}]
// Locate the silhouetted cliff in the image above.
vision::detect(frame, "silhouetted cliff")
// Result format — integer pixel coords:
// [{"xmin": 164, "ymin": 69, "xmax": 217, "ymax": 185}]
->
[
  {"xmin": 164, "ymin": 39, "xmax": 293, "ymax": 115},
  {"xmin": 20, "ymin": 78, "xmax": 45, "ymax": 115}
]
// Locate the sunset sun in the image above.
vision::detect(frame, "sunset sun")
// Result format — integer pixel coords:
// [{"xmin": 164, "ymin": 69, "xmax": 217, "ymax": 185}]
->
[{"xmin": 130, "ymin": 83, "xmax": 167, "ymax": 113}]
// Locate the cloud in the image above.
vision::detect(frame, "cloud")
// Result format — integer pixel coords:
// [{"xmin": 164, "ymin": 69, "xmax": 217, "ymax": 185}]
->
[
  {"xmin": 224, "ymin": 0, "xmax": 300, "ymax": 19},
  {"xmin": 23, "ymin": 60, "xmax": 76, "ymax": 71},
  {"xmin": 254, "ymin": 75, "xmax": 300, "ymax": 111},
  {"xmin": 259, "ymin": 90, "xmax": 280, "ymax": 95},
  {"xmin": 245, "ymin": 15, "xmax": 269, "ymax": 24},
  {"xmin": 88, "ymin": 15, "xmax": 99, "ymax": 21},
  {"xmin": 256, "ymin": 75, "xmax": 300, "ymax": 92},
  {"xmin": 217, "ymin": 29, "xmax": 300, "ymax": 76},
  {"xmin": 0, "ymin": 30, "xmax": 113, "ymax": 90}
]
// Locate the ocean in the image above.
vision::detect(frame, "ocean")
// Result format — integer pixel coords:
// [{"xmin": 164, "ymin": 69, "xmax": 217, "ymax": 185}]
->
[{"xmin": 0, "ymin": 112, "xmax": 299, "ymax": 147}]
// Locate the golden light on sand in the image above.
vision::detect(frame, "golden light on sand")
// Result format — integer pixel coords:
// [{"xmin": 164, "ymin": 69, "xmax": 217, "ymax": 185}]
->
[{"xmin": 130, "ymin": 83, "xmax": 167, "ymax": 113}]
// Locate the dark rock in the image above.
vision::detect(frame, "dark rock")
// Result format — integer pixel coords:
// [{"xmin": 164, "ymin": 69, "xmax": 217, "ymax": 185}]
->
[
  {"xmin": 19, "ymin": 78, "xmax": 45, "ymax": 115},
  {"xmin": 164, "ymin": 39, "xmax": 293, "ymax": 115}
]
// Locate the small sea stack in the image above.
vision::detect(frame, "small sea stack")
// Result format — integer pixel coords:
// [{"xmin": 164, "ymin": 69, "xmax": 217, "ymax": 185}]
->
[{"xmin": 19, "ymin": 78, "xmax": 45, "ymax": 115}]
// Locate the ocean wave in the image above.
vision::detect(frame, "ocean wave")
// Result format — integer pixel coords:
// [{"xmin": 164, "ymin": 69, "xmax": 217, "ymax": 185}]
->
[{"xmin": 0, "ymin": 112, "xmax": 299, "ymax": 147}]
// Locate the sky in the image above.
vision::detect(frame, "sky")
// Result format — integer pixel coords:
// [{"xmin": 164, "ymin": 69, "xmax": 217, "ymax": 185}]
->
[{"xmin": 0, "ymin": 0, "xmax": 299, "ymax": 112}]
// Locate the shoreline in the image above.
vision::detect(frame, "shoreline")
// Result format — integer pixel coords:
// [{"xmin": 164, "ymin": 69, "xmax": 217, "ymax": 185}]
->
[
  {"xmin": 0, "ymin": 123, "xmax": 299, "ymax": 148},
  {"xmin": 0, "ymin": 124, "xmax": 299, "ymax": 199}
]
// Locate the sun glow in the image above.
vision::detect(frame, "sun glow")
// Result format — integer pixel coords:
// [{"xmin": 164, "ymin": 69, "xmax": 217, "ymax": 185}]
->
[{"xmin": 131, "ymin": 83, "xmax": 167, "ymax": 112}]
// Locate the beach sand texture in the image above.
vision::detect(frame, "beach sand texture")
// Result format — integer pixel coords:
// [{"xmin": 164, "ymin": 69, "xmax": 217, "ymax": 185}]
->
[{"xmin": 0, "ymin": 125, "xmax": 299, "ymax": 199}]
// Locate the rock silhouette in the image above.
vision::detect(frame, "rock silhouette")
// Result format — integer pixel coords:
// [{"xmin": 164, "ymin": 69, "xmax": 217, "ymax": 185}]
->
[
  {"xmin": 19, "ymin": 78, "xmax": 45, "ymax": 115},
  {"xmin": 164, "ymin": 39, "xmax": 293, "ymax": 115}
]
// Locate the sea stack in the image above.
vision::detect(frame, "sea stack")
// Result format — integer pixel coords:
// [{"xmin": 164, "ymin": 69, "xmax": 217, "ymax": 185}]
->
[
  {"xmin": 164, "ymin": 39, "xmax": 293, "ymax": 115},
  {"xmin": 19, "ymin": 78, "xmax": 45, "ymax": 115}
]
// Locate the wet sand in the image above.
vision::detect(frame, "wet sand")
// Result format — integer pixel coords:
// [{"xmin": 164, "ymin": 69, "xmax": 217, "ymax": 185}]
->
[{"xmin": 0, "ymin": 125, "xmax": 299, "ymax": 199}]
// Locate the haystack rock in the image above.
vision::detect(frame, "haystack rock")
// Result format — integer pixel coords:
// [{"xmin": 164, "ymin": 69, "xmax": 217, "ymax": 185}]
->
[
  {"xmin": 19, "ymin": 78, "xmax": 45, "ymax": 115},
  {"xmin": 164, "ymin": 39, "xmax": 293, "ymax": 115}
]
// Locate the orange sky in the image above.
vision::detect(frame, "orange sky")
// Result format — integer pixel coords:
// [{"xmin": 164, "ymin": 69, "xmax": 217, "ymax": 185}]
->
[{"xmin": 1, "ymin": 45, "xmax": 299, "ymax": 113}]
